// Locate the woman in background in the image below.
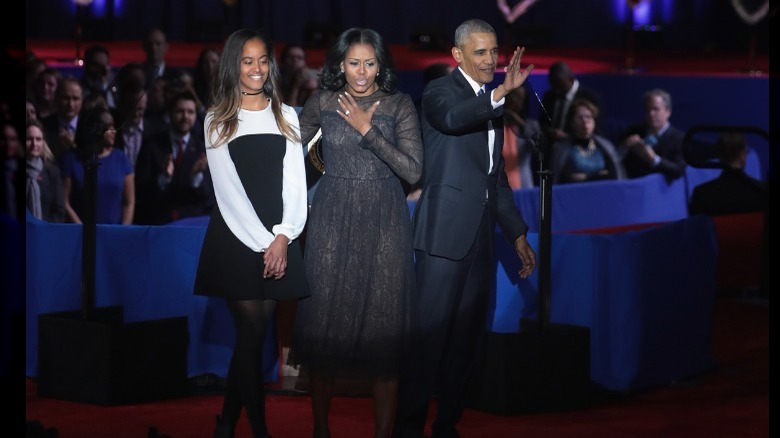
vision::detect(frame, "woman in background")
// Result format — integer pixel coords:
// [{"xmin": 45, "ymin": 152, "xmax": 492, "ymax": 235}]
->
[
  {"xmin": 550, "ymin": 98, "xmax": 625, "ymax": 184},
  {"xmin": 60, "ymin": 107, "xmax": 134, "ymax": 224},
  {"xmin": 25, "ymin": 119, "xmax": 64, "ymax": 222}
]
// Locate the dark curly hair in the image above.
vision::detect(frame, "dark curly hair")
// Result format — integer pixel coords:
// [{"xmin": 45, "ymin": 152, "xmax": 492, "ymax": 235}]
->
[{"xmin": 320, "ymin": 27, "xmax": 397, "ymax": 94}]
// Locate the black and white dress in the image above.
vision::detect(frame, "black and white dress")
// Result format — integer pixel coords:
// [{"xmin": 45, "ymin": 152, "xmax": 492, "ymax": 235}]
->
[{"xmin": 194, "ymin": 104, "xmax": 310, "ymax": 301}]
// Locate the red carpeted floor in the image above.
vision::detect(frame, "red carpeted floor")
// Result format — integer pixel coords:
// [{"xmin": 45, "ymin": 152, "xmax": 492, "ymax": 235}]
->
[{"xmin": 25, "ymin": 296, "xmax": 769, "ymax": 438}]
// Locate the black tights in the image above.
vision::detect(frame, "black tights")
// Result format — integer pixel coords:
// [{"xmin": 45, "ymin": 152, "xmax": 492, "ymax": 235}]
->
[{"xmin": 222, "ymin": 299, "xmax": 276, "ymax": 437}]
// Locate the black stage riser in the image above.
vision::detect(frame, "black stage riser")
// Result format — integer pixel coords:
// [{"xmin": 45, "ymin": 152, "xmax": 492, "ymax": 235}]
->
[
  {"xmin": 468, "ymin": 323, "xmax": 591, "ymax": 415},
  {"xmin": 37, "ymin": 306, "xmax": 188, "ymax": 406}
]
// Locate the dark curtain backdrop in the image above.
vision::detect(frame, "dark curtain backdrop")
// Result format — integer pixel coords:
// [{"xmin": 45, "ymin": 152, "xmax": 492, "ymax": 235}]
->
[{"xmin": 26, "ymin": 0, "xmax": 769, "ymax": 52}]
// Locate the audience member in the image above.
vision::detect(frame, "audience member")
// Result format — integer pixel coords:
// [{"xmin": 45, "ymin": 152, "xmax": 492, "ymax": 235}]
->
[
  {"xmin": 113, "ymin": 88, "xmax": 148, "ymax": 169},
  {"xmin": 79, "ymin": 44, "xmax": 116, "ymax": 109},
  {"xmin": 617, "ymin": 88, "xmax": 686, "ymax": 181},
  {"xmin": 688, "ymin": 132, "xmax": 767, "ymax": 216},
  {"xmin": 26, "ymin": 56, "xmax": 48, "ymax": 100},
  {"xmin": 541, "ymin": 61, "xmax": 603, "ymax": 141},
  {"xmin": 167, "ymin": 68, "xmax": 206, "ymax": 130},
  {"xmin": 82, "ymin": 92, "xmax": 110, "ymax": 114},
  {"xmin": 503, "ymin": 84, "xmax": 540, "ymax": 188},
  {"xmin": 192, "ymin": 28, "xmax": 309, "ymax": 438},
  {"xmin": 290, "ymin": 27, "xmax": 423, "ymax": 438},
  {"xmin": 0, "ymin": 99, "xmax": 14, "ymax": 127},
  {"xmin": 422, "ymin": 62, "xmax": 454, "ymax": 85},
  {"xmin": 393, "ymin": 19, "xmax": 536, "ymax": 438},
  {"xmin": 193, "ymin": 47, "xmax": 220, "ymax": 111},
  {"xmin": 144, "ymin": 76, "xmax": 171, "ymax": 138},
  {"xmin": 114, "ymin": 61, "xmax": 148, "ymax": 97},
  {"xmin": 133, "ymin": 89, "xmax": 214, "ymax": 225},
  {"xmin": 25, "ymin": 119, "xmax": 65, "ymax": 222},
  {"xmin": 31, "ymin": 67, "xmax": 62, "ymax": 120},
  {"xmin": 60, "ymin": 107, "xmax": 135, "ymax": 224},
  {"xmin": 41, "ymin": 76, "xmax": 83, "ymax": 161},
  {"xmin": 111, "ymin": 62, "xmax": 151, "ymax": 168},
  {"xmin": 1, "ymin": 122, "xmax": 24, "ymax": 220},
  {"xmin": 550, "ymin": 98, "xmax": 626, "ymax": 184},
  {"xmin": 26, "ymin": 98, "xmax": 39, "ymax": 123},
  {"xmin": 141, "ymin": 28, "xmax": 173, "ymax": 84},
  {"xmin": 279, "ymin": 44, "xmax": 320, "ymax": 107}
]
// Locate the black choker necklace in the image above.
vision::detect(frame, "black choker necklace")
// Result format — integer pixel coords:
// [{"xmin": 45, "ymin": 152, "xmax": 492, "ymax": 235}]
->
[{"xmin": 241, "ymin": 90, "xmax": 263, "ymax": 96}]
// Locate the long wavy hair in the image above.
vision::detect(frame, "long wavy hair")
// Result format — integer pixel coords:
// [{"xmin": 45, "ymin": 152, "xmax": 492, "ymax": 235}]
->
[
  {"xmin": 320, "ymin": 28, "xmax": 397, "ymax": 94},
  {"xmin": 207, "ymin": 28, "xmax": 298, "ymax": 146}
]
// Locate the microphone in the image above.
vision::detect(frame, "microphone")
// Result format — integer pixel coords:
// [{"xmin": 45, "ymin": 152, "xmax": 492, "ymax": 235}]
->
[{"xmin": 526, "ymin": 81, "xmax": 554, "ymax": 128}]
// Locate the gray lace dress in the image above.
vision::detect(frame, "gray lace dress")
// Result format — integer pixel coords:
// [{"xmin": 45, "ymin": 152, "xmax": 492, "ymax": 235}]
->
[{"xmin": 290, "ymin": 88, "xmax": 423, "ymax": 378}]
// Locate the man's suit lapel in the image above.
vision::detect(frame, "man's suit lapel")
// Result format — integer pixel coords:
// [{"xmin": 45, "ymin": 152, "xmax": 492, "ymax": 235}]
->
[{"xmin": 452, "ymin": 70, "xmax": 492, "ymax": 173}]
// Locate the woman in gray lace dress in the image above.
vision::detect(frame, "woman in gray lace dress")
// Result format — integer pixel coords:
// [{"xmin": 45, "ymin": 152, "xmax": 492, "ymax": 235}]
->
[{"xmin": 290, "ymin": 28, "xmax": 423, "ymax": 438}]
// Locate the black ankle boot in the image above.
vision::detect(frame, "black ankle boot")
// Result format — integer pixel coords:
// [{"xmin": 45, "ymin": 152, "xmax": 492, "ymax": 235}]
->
[{"xmin": 214, "ymin": 415, "xmax": 235, "ymax": 438}]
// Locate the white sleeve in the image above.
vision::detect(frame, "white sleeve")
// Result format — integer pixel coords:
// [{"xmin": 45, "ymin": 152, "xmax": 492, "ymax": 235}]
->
[
  {"xmin": 204, "ymin": 113, "xmax": 274, "ymax": 252},
  {"xmin": 273, "ymin": 105, "xmax": 308, "ymax": 241}
]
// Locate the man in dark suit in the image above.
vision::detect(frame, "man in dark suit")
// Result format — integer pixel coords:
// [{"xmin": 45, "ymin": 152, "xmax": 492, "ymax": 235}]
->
[
  {"xmin": 541, "ymin": 61, "xmax": 603, "ymax": 141},
  {"xmin": 133, "ymin": 89, "xmax": 214, "ymax": 224},
  {"xmin": 617, "ymin": 88, "xmax": 686, "ymax": 181},
  {"xmin": 393, "ymin": 19, "xmax": 537, "ymax": 438},
  {"xmin": 689, "ymin": 132, "xmax": 767, "ymax": 216}
]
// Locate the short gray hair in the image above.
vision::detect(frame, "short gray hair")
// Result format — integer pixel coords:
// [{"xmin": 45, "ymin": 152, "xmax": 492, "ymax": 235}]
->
[
  {"xmin": 454, "ymin": 19, "xmax": 496, "ymax": 48},
  {"xmin": 643, "ymin": 88, "xmax": 672, "ymax": 111}
]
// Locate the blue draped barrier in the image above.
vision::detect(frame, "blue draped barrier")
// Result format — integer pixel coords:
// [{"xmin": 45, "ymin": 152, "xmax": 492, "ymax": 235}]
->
[
  {"xmin": 488, "ymin": 216, "xmax": 719, "ymax": 391},
  {"xmin": 25, "ymin": 215, "xmax": 719, "ymax": 392},
  {"xmin": 26, "ymin": 170, "xmax": 724, "ymax": 391},
  {"xmin": 25, "ymin": 212, "xmax": 279, "ymax": 383}
]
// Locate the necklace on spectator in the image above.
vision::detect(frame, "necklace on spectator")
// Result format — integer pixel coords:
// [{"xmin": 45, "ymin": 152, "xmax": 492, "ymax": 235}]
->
[
  {"xmin": 241, "ymin": 90, "xmax": 263, "ymax": 96},
  {"xmin": 576, "ymin": 138, "xmax": 596, "ymax": 157}
]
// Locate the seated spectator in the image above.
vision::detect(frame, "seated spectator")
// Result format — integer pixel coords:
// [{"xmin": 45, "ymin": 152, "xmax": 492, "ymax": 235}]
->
[
  {"xmin": 541, "ymin": 61, "xmax": 604, "ymax": 142},
  {"xmin": 26, "ymin": 98, "xmax": 39, "ymax": 123},
  {"xmin": 25, "ymin": 119, "xmax": 65, "ymax": 222},
  {"xmin": 79, "ymin": 44, "xmax": 116, "ymax": 109},
  {"xmin": 61, "ymin": 107, "xmax": 135, "ymax": 224},
  {"xmin": 550, "ymin": 99, "xmax": 626, "ymax": 184},
  {"xmin": 1, "ymin": 122, "xmax": 25, "ymax": 220},
  {"xmin": 26, "ymin": 55, "xmax": 48, "ymax": 100},
  {"xmin": 688, "ymin": 132, "xmax": 767, "ymax": 216},
  {"xmin": 141, "ymin": 28, "xmax": 176, "ymax": 84},
  {"xmin": 134, "ymin": 89, "xmax": 214, "ymax": 225},
  {"xmin": 41, "ymin": 77, "xmax": 83, "ymax": 161},
  {"xmin": 31, "ymin": 67, "xmax": 62, "ymax": 120},
  {"xmin": 193, "ymin": 47, "xmax": 220, "ymax": 111},
  {"xmin": 617, "ymin": 88, "xmax": 686, "ymax": 181},
  {"xmin": 279, "ymin": 44, "xmax": 320, "ymax": 107},
  {"xmin": 144, "ymin": 76, "xmax": 171, "ymax": 138},
  {"xmin": 113, "ymin": 88, "xmax": 149, "ymax": 169}
]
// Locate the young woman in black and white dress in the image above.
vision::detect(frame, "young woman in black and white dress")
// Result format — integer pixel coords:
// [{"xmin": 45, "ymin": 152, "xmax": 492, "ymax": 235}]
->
[{"xmin": 193, "ymin": 28, "xmax": 309, "ymax": 438}]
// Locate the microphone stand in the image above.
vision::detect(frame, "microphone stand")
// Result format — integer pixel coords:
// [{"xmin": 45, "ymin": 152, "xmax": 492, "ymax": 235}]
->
[
  {"xmin": 528, "ymin": 84, "xmax": 555, "ymax": 331},
  {"xmin": 534, "ymin": 133, "xmax": 552, "ymax": 331}
]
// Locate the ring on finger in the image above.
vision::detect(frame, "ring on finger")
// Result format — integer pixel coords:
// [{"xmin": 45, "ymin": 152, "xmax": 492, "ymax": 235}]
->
[{"xmin": 345, "ymin": 110, "xmax": 350, "ymax": 116}]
